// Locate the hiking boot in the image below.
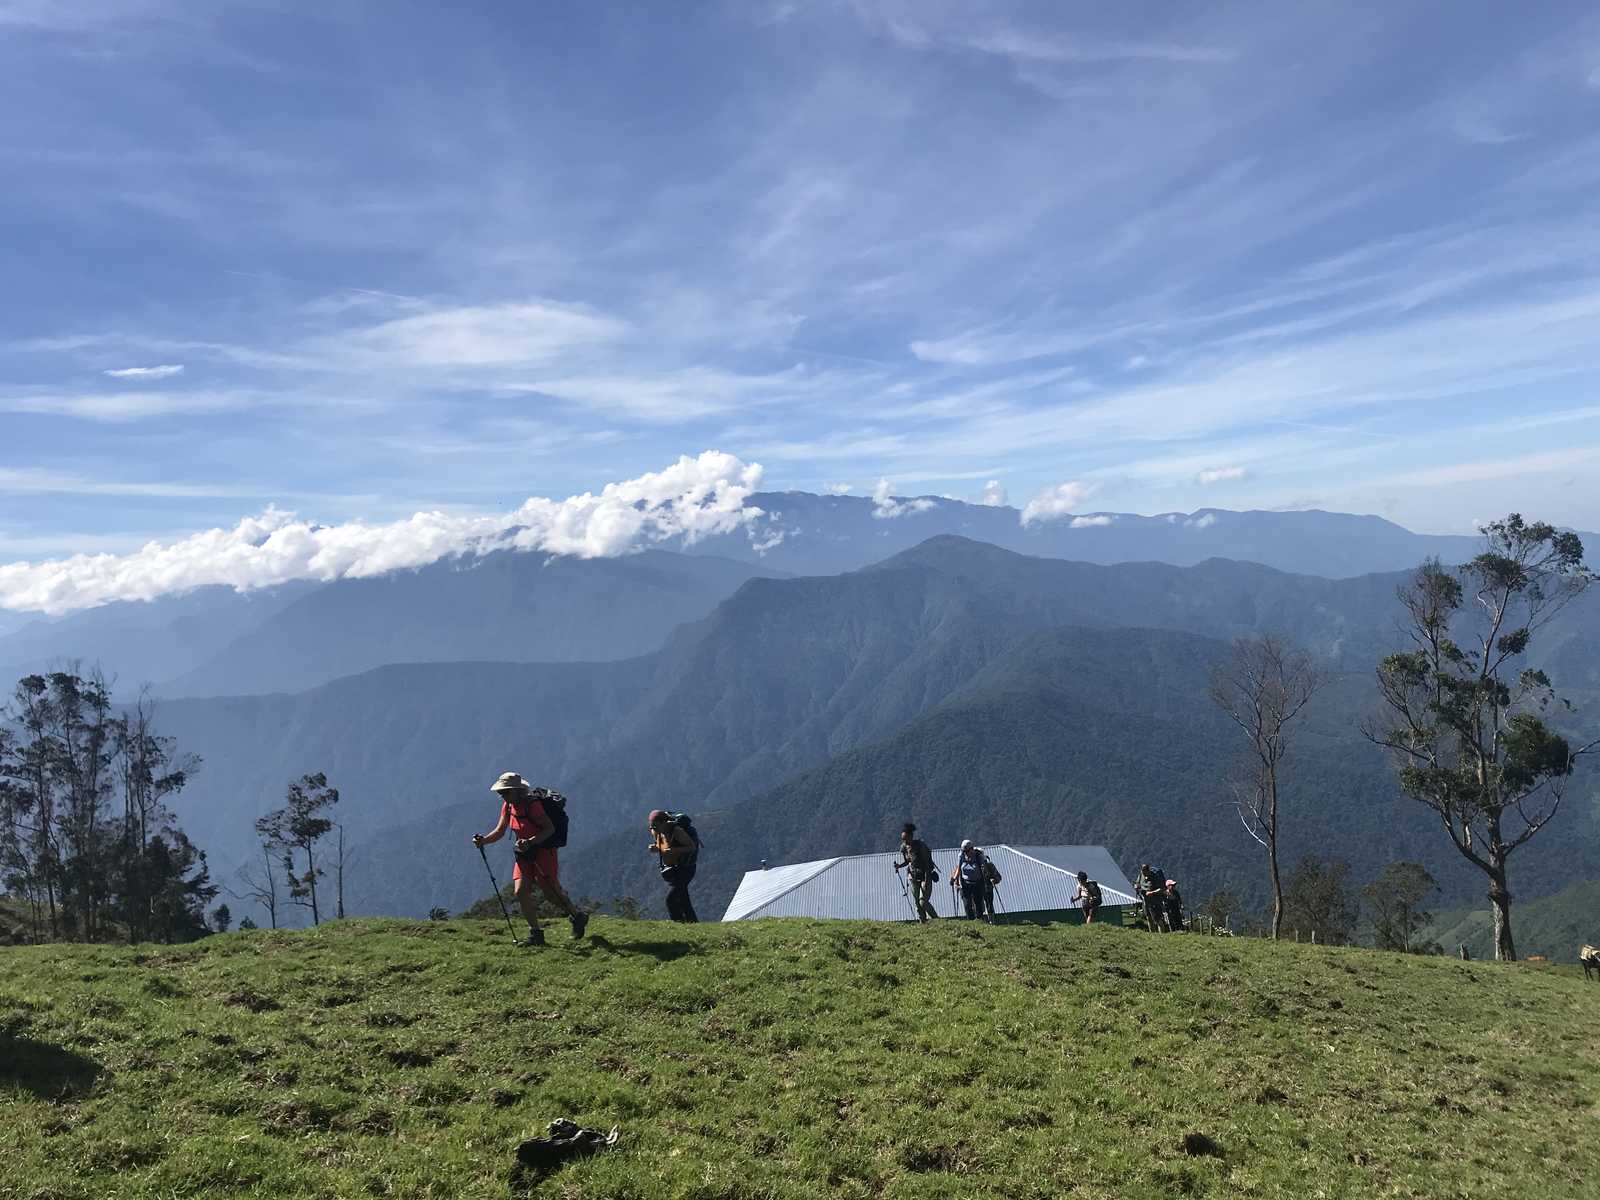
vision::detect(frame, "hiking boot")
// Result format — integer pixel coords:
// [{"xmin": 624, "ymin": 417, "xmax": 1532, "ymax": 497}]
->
[
  {"xmin": 569, "ymin": 911, "xmax": 589, "ymax": 940},
  {"xmin": 519, "ymin": 928, "xmax": 545, "ymax": 948}
]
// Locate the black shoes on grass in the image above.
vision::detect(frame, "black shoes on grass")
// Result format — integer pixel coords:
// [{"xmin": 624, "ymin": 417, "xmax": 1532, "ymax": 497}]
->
[{"xmin": 518, "ymin": 913, "xmax": 587, "ymax": 948}]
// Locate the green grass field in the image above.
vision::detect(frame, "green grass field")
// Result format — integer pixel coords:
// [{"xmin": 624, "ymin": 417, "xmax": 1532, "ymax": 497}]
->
[{"xmin": 3, "ymin": 917, "xmax": 1598, "ymax": 1199}]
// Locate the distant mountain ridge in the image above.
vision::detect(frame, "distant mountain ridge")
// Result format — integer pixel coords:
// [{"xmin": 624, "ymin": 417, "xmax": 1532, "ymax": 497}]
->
[
  {"xmin": 6, "ymin": 498, "xmax": 1591, "ymax": 699},
  {"xmin": 679, "ymin": 492, "xmax": 1574, "ymax": 579},
  {"xmin": 142, "ymin": 536, "xmax": 1600, "ymax": 921}
]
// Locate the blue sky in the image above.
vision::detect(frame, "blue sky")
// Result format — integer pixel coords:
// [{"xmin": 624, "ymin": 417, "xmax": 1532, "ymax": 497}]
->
[{"xmin": 3, "ymin": 0, "xmax": 1600, "ymax": 592}]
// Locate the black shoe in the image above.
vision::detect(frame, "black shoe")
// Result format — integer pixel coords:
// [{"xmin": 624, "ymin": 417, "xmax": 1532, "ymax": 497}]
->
[
  {"xmin": 519, "ymin": 928, "xmax": 545, "ymax": 947},
  {"xmin": 569, "ymin": 912, "xmax": 589, "ymax": 940}
]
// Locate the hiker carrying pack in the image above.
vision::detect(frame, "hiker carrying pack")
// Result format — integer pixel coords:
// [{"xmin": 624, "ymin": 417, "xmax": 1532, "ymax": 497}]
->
[
  {"xmin": 894, "ymin": 822, "xmax": 939, "ymax": 922},
  {"xmin": 1073, "ymin": 871, "xmax": 1102, "ymax": 923},
  {"xmin": 472, "ymin": 772, "xmax": 588, "ymax": 947},
  {"xmin": 649, "ymin": 809, "xmax": 700, "ymax": 923},
  {"xmin": 1136, "ymin": 863, "xmax": 1168, "ymax": 932},
  {"xmin": 955, "ymin": 840, "xmax": 995, "ymax": 923}
]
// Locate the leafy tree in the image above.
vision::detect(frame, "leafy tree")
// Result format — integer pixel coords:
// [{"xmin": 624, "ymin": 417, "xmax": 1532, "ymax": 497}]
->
[
  {"xmin": 258, "ymin": 773, "xmax": 339, "ymax": 926},
  {"xmin": 0, "ymin": 669, "xmax": 202, "ymax": 944},
  {"xmin": 1366, "ymin": 515, "xmax": 1597, "ymax": 961},
  {"xmin": 1281, "ymin": 855, "xmax": 1357, "ymax": 945},
  {"xmin": 1208, "ymin": 634, "xmax": 1323, "ymax": 938},
  {"xmin": 212, "ymin": 903, "xmax": 232, "ymax": 933},
  {"xmin": 238, "ymin": 916, "xmax": 258, "ymax": 931},
  {"xmin": 112, "ymin": 691, "xmax": 198, "ymax": 942},
  {"xmin": 140, "ymin": 831, "xmax": 217, "ymax": 943},
  {"xmin": 1361, "ymin": 861, "xmax": 1436, "ymax": 953}
]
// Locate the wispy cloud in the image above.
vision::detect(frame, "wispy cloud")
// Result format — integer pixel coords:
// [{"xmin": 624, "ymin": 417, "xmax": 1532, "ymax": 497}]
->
[
  {"xmin": 1, "ymin": 388, "xmax": 258, "ymax": 421},
  {"xmin": 327, "ymin": 301, "xmax": 626, "ymax": 368},
  {"xmin": 1195, "ymin": 465, "xmax": 1248, "ymax": 484},
  {"xmin": 102, "ymin": 363, "xmax": 184, "ymax": 379}
]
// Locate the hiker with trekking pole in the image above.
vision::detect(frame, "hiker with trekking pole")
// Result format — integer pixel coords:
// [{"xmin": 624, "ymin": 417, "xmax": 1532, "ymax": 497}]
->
[
  {"xmin": 648, "ymin": 809, "xmax": 701, "ymax": 923},
  {"xmin": 1135, "ymin": 863, "xmax": 1168, "ymax": 932},
  {"xmin": 952, "ymin": 840, "xmax": 997, "ymax": 923},
  {"xmin": 472, "ymin": 772, "xmax": 588, "ymax": 947},
  {"xmin": 891, "ymin": 822, "xmax": 939, "ymax": 922}
]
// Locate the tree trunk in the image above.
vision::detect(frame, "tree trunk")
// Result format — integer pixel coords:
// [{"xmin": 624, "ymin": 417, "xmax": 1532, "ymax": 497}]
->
[
  {"xmin": 1267, "ymin": 767, "xmax": 1282, "ymax": 939},
  {"xmin": 1488, "ymin": 858, "xmax": 1515, "ymax": 962},
  {"xmin": 1268, "ymin": 839, "xmax": 1282, "ymax": 939},
  {"xmin": 306, "ymin": 846, "xmax": 320, "ymax": 926}
]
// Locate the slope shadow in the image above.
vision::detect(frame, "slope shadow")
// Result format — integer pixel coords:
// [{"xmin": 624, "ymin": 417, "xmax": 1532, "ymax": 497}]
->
[
  {"xmin": 584, "ymin": 934, "xmax": 699, "ymax": 962},
  {"xmin": 0, "ymin": 1035, "xmax": 103, "ymax": 1100}
]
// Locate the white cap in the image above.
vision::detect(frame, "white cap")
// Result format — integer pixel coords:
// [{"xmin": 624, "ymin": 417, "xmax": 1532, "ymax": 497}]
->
[{"xmin": 960, "ymin": 839, "xmax": 974, "ymax": 850}]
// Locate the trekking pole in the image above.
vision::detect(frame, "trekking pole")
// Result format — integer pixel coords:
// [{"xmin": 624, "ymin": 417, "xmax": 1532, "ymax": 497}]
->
[
  {"xmin": 894, "ymin": 869, "xmax": 918, "ymax": 921},
  {"xmin": 477, "ymin": 843, "xmax": 518, "ymax": 945}
]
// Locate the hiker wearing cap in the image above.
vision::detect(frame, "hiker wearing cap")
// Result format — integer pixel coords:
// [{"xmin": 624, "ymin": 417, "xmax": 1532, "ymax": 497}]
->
[
  {"xmin": 893, "ymin": 822, "xmax": 938, "ymax": 922},
  {"xmin": 953, "ymin": 840, "xmax": 995, "ymax": 923},
  {"xmin": 1072, "ymin": 871, "xmax": 1103, "ymax": 924},
  {"xmin": 648, "ymin": 809, "xmax": 700, "ymax": 923},
  {"xmin": 473, "ymin": 772, "xmax": 588, "ymax": 946},
  {"xmin": 1135, "ymin": 863, "xmax": 1168, "ymax": 932},
  {"xmin": 1164, "ymin": 879, "xmax": 1186, "ymax": 932}
]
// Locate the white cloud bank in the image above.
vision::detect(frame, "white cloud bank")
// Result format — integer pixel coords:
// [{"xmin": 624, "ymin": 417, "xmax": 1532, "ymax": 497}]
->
[
  {"xmin": 871, "ymin": 478, "xmax": 937, "ymax": 519},
  {"xmin": 1195, "ymin": 465, "xmax": 1248, "ymax": 484},
  {"xmin": 1019, "ymin": 480, "xmax": 1095, "ymax": 526},
  {"xmin": 0, "ymin": 451, "xmax": 765, "ymax": 616},
  {"xmin": 977, "ymin": 479, "xmax": 1008, "ymax": 507},
  {"xmin": 103, "ymin": 364, "xmax": 184, "ymax": 379}
]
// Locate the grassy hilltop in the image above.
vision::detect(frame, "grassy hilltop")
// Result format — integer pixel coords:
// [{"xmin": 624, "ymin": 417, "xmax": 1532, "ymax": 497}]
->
[{"xmin": 3, "ymin": 919, "xmax": 1598, "ymax": 1200}]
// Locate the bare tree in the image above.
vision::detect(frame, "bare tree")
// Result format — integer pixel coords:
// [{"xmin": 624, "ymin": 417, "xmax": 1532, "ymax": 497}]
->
[
  {"xmin": 231, "ymin": 844, "xmax": 281, "ymax": 930},
  {"xmin": 1208, "ymin": 634, "xmax": 1323, "ymax": 939},
  {"xmin": 1365, "ymin": 516, "xmax": 1596, "ymax": 961}
]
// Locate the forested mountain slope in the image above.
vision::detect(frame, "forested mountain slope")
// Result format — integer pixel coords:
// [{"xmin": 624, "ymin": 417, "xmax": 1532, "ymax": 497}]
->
[
  {"xmin": 163, "ymin": 549, "xmax": 780, "ymax": 698},
  {"xmin": 144, "ymin": 537, "xmax": 1600, "ymax": 922},
  {"xmin": 569, "ymin": 624, "xmax": 1585, "ymax": 921}
]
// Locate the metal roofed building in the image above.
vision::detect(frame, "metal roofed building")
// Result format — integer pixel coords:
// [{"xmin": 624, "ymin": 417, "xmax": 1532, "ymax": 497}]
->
[{"xmin": 722, "ymin": 844, "xmax": 1139, "ymax": 924}]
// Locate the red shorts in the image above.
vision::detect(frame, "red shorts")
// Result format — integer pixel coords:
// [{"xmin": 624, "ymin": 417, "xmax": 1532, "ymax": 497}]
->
[{"xmin": 514, "ymin": 846, "xmax": 559, "ymax": 888}]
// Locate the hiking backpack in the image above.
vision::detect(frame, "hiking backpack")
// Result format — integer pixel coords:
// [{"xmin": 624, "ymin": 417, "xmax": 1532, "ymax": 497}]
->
[
  {"xmin": 519, "ymin": 788, "xmax": 569, "ymax": 849},
  {"xmin": 983, "ymin": 855, "xmax": 1002, "ymax": 886},
  {"xmin": 670, "ymin": 811, "xmax": 702, "ymax": 852},
  {"xmin": 1083, "ymin": 879, "xmax": 1102, "ymax": 905}
]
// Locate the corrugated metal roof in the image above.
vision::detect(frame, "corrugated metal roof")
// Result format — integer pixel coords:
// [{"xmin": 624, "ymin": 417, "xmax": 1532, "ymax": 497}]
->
[
  {"xmin": 721, "ymin": 844, "xmax": 1138, "ymax": 922},
  {"xmin": 1005, "ymin": 846, "xmax": 1140, "ymax": 906},
  {"xmin": 722, "ymin": 857, "xmax": 840, "ymax": 921}
]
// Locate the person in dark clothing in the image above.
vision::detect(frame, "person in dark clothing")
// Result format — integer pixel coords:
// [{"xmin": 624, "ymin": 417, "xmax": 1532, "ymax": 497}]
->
[
  {"xmin": 648, "ymin": 809, "xmax": 699, "ymax": 922},
  {"xmin": 1163, "ymin": 878, "xmax": 1185, "ymax": 932},
  {"xmin": 953, "ymin": 840, "xmax": 995, "ymax": 922},
  {"xmin": 1072, "ymin": 871, "xmax": 1103, "ymax": 924},
  {"xmin": 893, "ymin": 822, "xmax": 939, "ymax": 922},
  {"xmin": 1136, "ymin": 863, "xmax": 1169, "ymax": 932}
]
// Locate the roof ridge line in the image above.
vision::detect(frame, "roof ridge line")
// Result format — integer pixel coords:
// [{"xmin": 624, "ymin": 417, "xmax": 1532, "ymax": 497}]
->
[
  {"xmin": 742, "ymin": 856, "xmax": 844, "ymax": 918},
  {"xmin": 1001, "ymin": 845, "xmax": 1138, "ymax": 905}
]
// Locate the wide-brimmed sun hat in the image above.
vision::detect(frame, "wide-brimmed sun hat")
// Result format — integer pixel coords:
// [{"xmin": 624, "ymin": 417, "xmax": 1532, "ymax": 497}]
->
[{"xmin": 490, "ymin": 772, "xmax": 529, "ymax": 794}]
